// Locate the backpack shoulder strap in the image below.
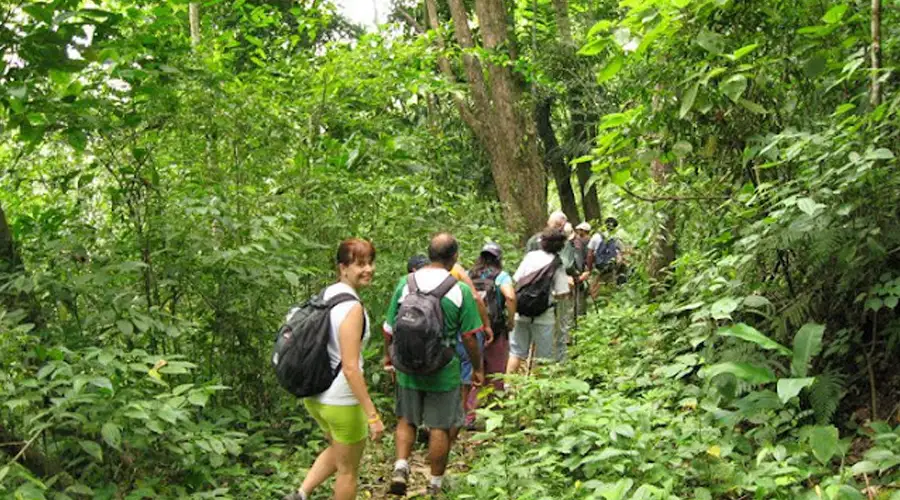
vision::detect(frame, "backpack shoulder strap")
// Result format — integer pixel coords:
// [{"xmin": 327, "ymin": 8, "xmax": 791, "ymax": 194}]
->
[
  {"xmin": 430, "ymin": 274, "xmax": 458, "ymax": 298},
  {"xmin": 407, "ymin": 273, "xmax": 419, "ymax": 294},
  {"xmin": 325, "ymin": 292, "xmax": 360, "ymax": 308}
]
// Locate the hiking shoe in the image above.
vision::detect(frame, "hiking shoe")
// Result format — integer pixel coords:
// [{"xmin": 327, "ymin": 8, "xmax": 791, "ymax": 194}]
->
[
  {"xmin": 281, "ymin": 492, "xmax": 304, "ymax": 500},
  {"xmin": 389, "ymin": 466, "xmax": 409, "ymax": 496},
  {"xmin": 426, "ymin": 484, "xmax": 444, "ymax": 497}
]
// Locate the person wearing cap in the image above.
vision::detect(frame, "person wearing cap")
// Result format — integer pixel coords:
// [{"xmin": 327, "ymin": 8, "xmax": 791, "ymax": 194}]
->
[
  {"xmin": 585, "ymin": 217, "xmax": 628, "ymax": 299},
  {"xmin": 464, "ymin": 242, "xmax": 516, "ymax": 428},
  {"xmin": 525, "ymin": 210, "xmax": 568, "ymax": 252}
]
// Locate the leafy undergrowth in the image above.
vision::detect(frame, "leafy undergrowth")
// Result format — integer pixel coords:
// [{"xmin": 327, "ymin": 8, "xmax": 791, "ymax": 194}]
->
[{"xmin": 448, "ymin": 292, "xmax": 900, "ymax": 500}]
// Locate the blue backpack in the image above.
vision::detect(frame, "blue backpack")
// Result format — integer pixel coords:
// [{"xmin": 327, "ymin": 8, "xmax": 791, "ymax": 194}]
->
[{"xmin": 594, "ymin": 237, "xmax": 620, "ymax": 271}]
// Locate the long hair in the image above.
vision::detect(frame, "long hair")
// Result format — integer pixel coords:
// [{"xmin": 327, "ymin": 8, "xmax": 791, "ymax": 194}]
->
[{"xmin": 470, "ymin": 252, "xmax": 502, "ymax": 278}]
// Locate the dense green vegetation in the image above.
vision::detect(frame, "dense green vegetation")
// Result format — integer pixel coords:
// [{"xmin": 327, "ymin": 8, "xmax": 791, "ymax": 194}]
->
[{"xmin": 1, "ymin": 0, "xmax": 898, "ymax": 498}]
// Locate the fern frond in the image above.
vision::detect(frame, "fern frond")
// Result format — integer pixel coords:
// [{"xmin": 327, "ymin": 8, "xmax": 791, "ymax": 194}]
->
[{"xmin": 808, "ymin": 372, "xmax": 845, "ymax": 424}]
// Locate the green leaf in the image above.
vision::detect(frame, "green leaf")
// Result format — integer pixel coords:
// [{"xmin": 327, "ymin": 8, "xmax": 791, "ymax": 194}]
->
[
  {"xmin": 809, "ymin": 425, "xmax": 840, "ymax": 464},
  {"xmin": 0, "ymin": 465, "xmax": 9, "ymax": 484},
  {"xmin": 739, "ymin": 99, "xmax": 767, "ymax": 114},
  {"xmin": 284, "ymin": 270, "xmax": 299, "ymax": 287},
  {"xmin": 80, "ymin": 440, "xmax": 103, "ymax": 462},
  {"xmin": 822, "ymin": 4, "xmax": 848, "ymax": 24},
  {"xmin": 777, "ymin": 377, "xmax": 815, "ymax": 403},
  {"xmin": 885, "ymin": 296, "xmax": 898, "ymax": 309},
  {"xmin": 850, "ymin": 460, "xmax": 878, "ymax": 475},
  {"xmin": 597, "ymin": 55, "xmax": 624, "ymax": 83},
  {"xmin": 702, "ymin": 362, "xmax": 776, "ymax": 384},
  {"xmin": 865, "ymin": 297, "xmax": 883, "ymax": 311},
  {"xmin": 90, "ymin": 377, "xmax": 113, "ymax": 392},
  {"xmin": 679, "ymin": 84, "xmax": 698, "ymax": 119},
  {"xmin": 717, "ymin": 323, "xmax": 791, "ymax": 355},
  {"xmin": 743, "ymin": 295, "xmax": 771, "ymax": 308},
  {"xmin": 116, "ymin": 320, "xmax": 134, "ymax": 336},
  {"xmin": 101, "ymin": 422, "xmax": 122, "ymax": 450},
  {"xmin": 792, "ymin": 323, "xmax": 824, "ymax": 377},
  {"xmin": 797, "ymin": 197, "xmax": 826, "ymax": 216},
  {"xmin": 578, "ymin": 38, "xmax": 606, "ymax": 56},
  {"xmin": 866, "ymin": 148, "xmax": 894, "ymax": 160},
  {"xmin": 673, "ymin": 141, "xmax": 693, "ymax": 157},
  {"xmin": 587, "ymin": 20, "xmax": 613, "ymax": 38},
  {"xmin": 696, "ymin": 30, "xmax": 724, "ymax": 54},
  {"xmin": 8, "ymin": 85, "xmax": 27, "ymax": 99},
  {"xmin": 611, "ymin": 169, "xmax": 631, "ymax": 186},
  {"xmin": 66, "ymin": 129, "xmax": 88, "ymax": 152},
  {"xmin": 188, "ymin": 390, "xmax": 210, "ymax": 407},
  {"xmin": 729, "ymin": 43, "xmax": 759, "ymax": 60},
  {"xmin": 720, "ymin": 74, "xmax": 748, "ymax": 102},
  {"xmin": 710, "ymin": 297, "xmax": 740, "ymax": 319}
]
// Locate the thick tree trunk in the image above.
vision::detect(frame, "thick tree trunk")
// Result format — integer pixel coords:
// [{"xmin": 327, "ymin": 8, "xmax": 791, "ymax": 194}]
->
[
  {"xmin": 536, "ymin": 98, "xmax": 579, "ymax": 222},
  {"xmin": 433, "ymin": 0, "xmax": 547, "ymax": 237},
  {"xmin": 871, "ymin": 0, "xmax": 881, "ymax": 106},
  {"xmin": 648, "ymin": 159, "xmax": 676, "ymax": 295}
]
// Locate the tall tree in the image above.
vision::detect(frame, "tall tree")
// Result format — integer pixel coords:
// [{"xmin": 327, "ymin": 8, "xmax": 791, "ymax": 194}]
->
[
  {"xmin": 536, "ymin": 98, "xmax": 580, "ymax": 222},
  {"xmin": 425, "ymin": 0, "xmax": 547, "ymax": 236},
  {"xmin": 550, "ymin": 0, "xmax": 602, "ymax": 222}
]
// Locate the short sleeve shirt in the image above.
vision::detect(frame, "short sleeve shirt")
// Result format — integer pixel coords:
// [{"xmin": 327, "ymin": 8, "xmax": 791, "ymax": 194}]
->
[
  {"xmin": 512, "ymin": 251, "xmax": 570, "ymax": 325},
  {"xmin": 384, "ymin": 268, "xmax": 484, "ymax": 391},
  {"xmin": 587, "ymin": 234, "xmax": 604, "ymax": 252}
]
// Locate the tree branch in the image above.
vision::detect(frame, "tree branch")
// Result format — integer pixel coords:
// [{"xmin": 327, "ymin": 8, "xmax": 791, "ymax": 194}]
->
[
  {"xmin": 397, "ymin": 7, "xmax": 425, "ymax": 34},
  {"xmin": 423, "ymin": 0, "xmax": 482, "ymax": 134}
]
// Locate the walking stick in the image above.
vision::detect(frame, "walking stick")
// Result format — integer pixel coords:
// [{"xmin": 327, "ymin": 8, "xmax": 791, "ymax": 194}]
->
[{"xmin": 525, "ymin": 342, "xmax": 536, "ymax": 376}]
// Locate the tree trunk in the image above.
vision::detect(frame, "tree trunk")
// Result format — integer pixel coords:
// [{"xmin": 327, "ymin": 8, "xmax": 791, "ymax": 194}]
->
[
  {"xmin": 648, "ymin": 159, "xmax": 676, "ymax": 295},
  {"xmin": 189, "ymin": 3, "xmax": 201, "ymax": 47},
  {"xmin": 536, "ymin": 98, "xmax": 579, "ymax": 222},
  {"xmin": 550, "ymin": 0, "xmax": 601, "ymax": 222},
  {"xmin": 572, "ymin": 102, "xmax": 602, "ymax": 222},
  {"xmin": 0, "ymin": 201, "xmax": 22, "ymax": 274},
  {"xmin": 430, "ymin": 0, "xmax": 547, "ymax": 237},
  {"xmin": 870, "ymin": 0, "xmax": 881, "ymax": 106}
]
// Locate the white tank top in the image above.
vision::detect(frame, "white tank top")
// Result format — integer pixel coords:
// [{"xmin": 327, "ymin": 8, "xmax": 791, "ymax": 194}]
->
[{"xmin": 313, "ymin": 282, "xmax": 370, "ymax": 406}]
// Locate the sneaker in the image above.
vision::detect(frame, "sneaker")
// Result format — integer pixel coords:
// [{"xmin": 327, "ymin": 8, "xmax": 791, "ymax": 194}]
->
[
  {"xmin": 389, "ymin": 466, "xmax": 409, "ymax": 496},
  {"xmin": 426, "ymin": 484, "xmax": 444, "ymax": 497},
  {"xmin": 282, "ymin": 493, "xmax": 304, "ymax": 500}
]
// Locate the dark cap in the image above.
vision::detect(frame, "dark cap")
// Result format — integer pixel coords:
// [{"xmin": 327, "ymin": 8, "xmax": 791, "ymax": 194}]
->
[
  {"xmin": 481, "ymin": 242, "xmax": 503, "ymax": 259},
  {"xmin": 407, "ymin": 254, "xmax": 429, "ymax": 273}
]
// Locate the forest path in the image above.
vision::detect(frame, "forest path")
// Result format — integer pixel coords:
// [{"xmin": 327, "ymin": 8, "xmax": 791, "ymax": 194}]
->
[{"xmin": 351, "ymin": 430, "xmax": 480, "ymax": 499}]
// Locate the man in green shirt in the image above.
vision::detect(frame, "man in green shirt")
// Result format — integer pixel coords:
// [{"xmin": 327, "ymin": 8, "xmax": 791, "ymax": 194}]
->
[{"xmin": 383, "ymin": 233, "xmax": 483, "ymax": 496}]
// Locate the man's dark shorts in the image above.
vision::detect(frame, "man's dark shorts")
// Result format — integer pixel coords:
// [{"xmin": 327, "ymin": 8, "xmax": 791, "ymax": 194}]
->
[{"xmin": 395, "ymin": 385, "xmax": 464, "ymax": 429}]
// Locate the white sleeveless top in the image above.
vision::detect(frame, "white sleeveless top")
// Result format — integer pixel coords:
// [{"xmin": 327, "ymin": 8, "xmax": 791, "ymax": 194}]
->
[{"xmin": 314, "ymin": 282, "xmax": 370, "ymax": 406}]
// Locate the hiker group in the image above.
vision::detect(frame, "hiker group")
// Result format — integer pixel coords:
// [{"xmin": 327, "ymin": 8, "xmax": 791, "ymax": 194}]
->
[{"xmin": 274, "ymin": 211, "xmax": 628, "ymax": 500}]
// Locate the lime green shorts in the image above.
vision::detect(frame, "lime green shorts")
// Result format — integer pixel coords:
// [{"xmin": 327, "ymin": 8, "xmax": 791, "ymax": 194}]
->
[{"xmin": 303, "ymin": 399, "xmax": 367, "ymax": 444}]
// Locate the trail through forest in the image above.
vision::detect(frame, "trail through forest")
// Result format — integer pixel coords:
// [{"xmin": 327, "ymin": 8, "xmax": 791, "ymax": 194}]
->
[{"xmin": 2, "ymin": 0, "xmax": 899, "ymax": 498}]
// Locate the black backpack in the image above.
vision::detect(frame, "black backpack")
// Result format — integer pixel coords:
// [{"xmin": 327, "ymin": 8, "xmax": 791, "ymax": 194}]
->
[
  {"xmin": 271, "ymin": 291, "xmax": 364, "ymax": 398},
  {"xmin": 390, "ymin": 273, "xmax": 457, "ymax": 375},
  {"xmin": 515, "ymin": 256, "xmax": 561, "ymax": 318},
  {"xmin": 470, "ymin": 269, "xmax": 507, "ymax": 335},
  {"xmin": 594, "ymin": 237, "xmax": 620, "ymax": 271}
]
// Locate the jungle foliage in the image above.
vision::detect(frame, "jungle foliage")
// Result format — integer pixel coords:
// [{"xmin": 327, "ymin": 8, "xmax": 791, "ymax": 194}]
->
[{"xmin": 0, "ymin": 0, "xmax": 898, "ymax": 498}]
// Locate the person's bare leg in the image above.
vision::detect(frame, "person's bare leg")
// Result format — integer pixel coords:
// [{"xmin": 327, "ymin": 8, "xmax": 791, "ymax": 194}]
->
[
  {"xmin": 428, "ymin": 428, "xmax": 452, "ymax": 476},
  {"xmin": 333, "ymin": 439, "xmax": 366, "ymax": 500},
  {"xmin": 395, "ymin": 417, "xmax": 415, "ymax": 461},
  {"xmin": 300, "ymin": 437, "xmax": 337, "ymax": 496},
  {"xmin": 506, "ymin": 355, "xmax": 522, "ymax": 374}
]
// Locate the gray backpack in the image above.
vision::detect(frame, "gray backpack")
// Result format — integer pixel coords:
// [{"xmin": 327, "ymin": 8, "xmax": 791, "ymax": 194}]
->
[{"xmin": 390, "ymin": 273, "xmax": 457, "ymax": 375}]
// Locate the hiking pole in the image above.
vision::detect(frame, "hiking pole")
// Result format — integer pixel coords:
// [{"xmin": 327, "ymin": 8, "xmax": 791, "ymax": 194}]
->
[{"xmin": 525, "ymin": 342, "xmax": 536, "ymax": 376}]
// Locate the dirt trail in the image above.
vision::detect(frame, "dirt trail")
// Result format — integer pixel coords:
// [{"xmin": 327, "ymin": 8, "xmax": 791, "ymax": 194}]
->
[{"xmin": 356, "ymin": 431, "xmax": 479, "ymax": 498}]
